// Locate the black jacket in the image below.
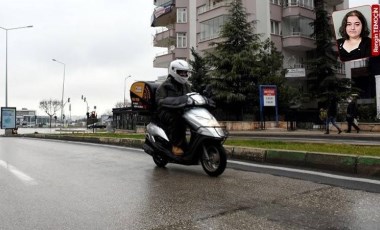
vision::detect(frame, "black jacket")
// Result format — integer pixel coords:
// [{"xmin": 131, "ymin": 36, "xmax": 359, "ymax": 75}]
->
[
  {"xmin": 327, "ymin": 99, "xmax": 339, "ymax": 117},
  {"xmin": 155, "ymin": 75, "xmax": 192, "ymax": 110},
  {"xmin": 346, "ymin": 101, "xmax": 358, "ymax": 118},
  {"xmin": 337, "ymin": 36, "xmax": 372, "ymax": 62}
]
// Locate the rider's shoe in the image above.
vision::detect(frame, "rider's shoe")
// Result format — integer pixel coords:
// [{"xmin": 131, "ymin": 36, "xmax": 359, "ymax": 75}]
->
[{"xmin": 172, "ymin": 146, "xmax": 184, "ymax": 156}]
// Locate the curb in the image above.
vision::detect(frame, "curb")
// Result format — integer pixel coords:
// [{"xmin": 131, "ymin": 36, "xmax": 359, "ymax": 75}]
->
[
  {"xmin": 18, "ymin": 134, "xmax": 380, "ymax": 178},
  {"xmin": 224, "ymin": 147, "xmax": 380, "ymax": 178}
]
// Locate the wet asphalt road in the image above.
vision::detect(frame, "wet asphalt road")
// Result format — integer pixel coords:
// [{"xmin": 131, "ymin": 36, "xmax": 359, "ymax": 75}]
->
[{"xmin": 1, "ymin": 137, "xmax": 379, "ymax": 230}]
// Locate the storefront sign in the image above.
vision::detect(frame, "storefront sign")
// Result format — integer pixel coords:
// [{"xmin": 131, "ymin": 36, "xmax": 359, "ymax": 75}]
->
[{"xmin": 285, "ymin": 68, "xmax": 306, "ymax": 78}]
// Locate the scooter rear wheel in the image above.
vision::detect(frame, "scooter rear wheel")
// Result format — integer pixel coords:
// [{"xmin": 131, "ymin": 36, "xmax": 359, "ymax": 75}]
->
[
  {"xmin": 200, "ymin": 143, "xmax": 227, "ymax": 177},
  {"xmin": 153, "ymin": 154, "xmax": 168, "ymax": 168}
]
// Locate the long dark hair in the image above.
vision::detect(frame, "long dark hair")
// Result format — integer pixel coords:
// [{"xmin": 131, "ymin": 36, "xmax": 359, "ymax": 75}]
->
[{"xmin": 338, "ymin": 10, "xmax": 370, "ymax": 40}]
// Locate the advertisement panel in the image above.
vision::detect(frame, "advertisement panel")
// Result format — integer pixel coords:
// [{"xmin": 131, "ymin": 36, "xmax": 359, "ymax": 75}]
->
[
  {"xmin": 1, "ymin": 107, "xmax": 16, "ymax": 129},
  {"xmin": 263, "ymin": 87, "xmax": 276, "ymax": 107},
  {"xmin": 259, "ymin": 85, "xmax": 279, "ymax": 128}
]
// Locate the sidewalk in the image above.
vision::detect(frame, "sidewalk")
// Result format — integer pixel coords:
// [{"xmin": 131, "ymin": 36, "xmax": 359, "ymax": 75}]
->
[{"xmin": 228, "ymin": 128, "xmax": 380, "ymax": 142}]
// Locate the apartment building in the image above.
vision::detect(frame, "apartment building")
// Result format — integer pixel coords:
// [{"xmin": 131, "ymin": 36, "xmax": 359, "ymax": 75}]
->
[{"xmin": 151, "ymin": 1, "xmax": 379, "ymax": 102}]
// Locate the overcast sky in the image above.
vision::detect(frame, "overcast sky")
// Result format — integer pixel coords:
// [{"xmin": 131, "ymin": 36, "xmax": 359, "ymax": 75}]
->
[
  {"xmin": 0, "ymin": 0, "xmax": 378, "ymax": 118},
  {"xmin": 0, "ymin": 0, "xmax": 167, "ymax": 118}
]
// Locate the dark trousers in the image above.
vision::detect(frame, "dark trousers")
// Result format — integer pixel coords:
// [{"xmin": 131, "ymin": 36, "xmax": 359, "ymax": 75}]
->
[
  {"xmin": 346, "ymin": 117, "xmax": 360, "ymax": 132},
  {"xmin": 325, "ymin": 116, "xmax": 341, "ymax": 133},
  {"xmin": 157, "ymin": 110, "xmax": 186, "ymax": 146}
]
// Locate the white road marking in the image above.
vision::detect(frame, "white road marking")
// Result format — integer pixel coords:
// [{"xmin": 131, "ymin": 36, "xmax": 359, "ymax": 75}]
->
[
  {"xmin": 228, "ymin": 160, "xmax": 380, "ymax": 185},
  {"xmin": 0, "ymin": 160, "xmax": 37, "ymax": 185}
]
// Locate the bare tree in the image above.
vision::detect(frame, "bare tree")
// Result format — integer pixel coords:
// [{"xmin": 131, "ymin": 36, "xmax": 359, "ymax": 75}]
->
[
  {"xmin": 39, "ymin": 99, "xmax": 61, "ymax": 128},
  {"xmin": 114, "ymin": 101, "xmax": 126, "ymax": 108}
]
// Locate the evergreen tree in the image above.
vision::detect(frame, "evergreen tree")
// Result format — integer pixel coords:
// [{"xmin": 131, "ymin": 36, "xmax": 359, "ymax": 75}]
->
[
  {"xmin": 189, "ymin": 47, "xmax": 208, "ymax": 93},
  {"xmin": 307, "ymin": 0, "xmax": 351, "ymax": 104},
  {"xmin": 205, "ymin": 0, "xmax": 261, "ymax": 120},
  {"xmin": 205, "ymin": 0, "xmax": 288, "ymax": 120}
]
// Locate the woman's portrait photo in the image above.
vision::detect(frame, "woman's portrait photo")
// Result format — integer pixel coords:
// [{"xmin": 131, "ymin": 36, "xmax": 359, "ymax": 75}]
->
[{"xmin": 332, "ymin": 6, "xmax": 372, "ymax": 62}]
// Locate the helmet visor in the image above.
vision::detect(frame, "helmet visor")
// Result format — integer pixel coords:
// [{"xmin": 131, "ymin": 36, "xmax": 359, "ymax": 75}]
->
[{"xmin": 176, "ymin": 70, "xmax": 188, "ymax": 77}]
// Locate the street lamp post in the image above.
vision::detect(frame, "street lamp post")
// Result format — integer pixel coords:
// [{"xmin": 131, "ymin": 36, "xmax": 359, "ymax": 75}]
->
[
  {"xmin": 52, "ymin": 59, "xmax": 66, "ymax": 126},
  {"xmin": 81, "ymin": 95, "xmax": 89, "ymax": 114},
  {"xmin": 81, "ymin": 95, "xmax": 89, "ymax": 127},
  {"xmin": 124, "ymin": 75, "xmax": 131, "ymax": 107},
  {"xmin": 0, "ymin": 25, "xmax": 33, "ymax": 107}
]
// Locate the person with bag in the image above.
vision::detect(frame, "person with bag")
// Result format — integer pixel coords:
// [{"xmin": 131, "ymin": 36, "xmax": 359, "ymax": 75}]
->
[{"xmin": 346, "ymin": 97, "xmax": 360, "ymax": 133}]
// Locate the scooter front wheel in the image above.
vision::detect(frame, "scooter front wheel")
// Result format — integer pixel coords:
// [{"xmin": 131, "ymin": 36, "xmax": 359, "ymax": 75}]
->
[
  {"xmin": 200, "ymin": 143, "xmax": 227, "ymax": 177},
  {"xmin": 153, "ymin": 154, "xmax": 168, "ymax": 168}
]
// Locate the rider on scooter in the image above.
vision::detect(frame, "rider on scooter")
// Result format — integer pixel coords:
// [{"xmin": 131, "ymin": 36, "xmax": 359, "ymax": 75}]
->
[{"xmin": 155, "ymin": 60, "xmax": 192, "ymax": 156}]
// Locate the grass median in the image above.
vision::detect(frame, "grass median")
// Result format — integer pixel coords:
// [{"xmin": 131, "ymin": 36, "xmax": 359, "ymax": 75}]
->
[{"xmin": 58, "ymin": 132, "xmax": 380, "ymax": 157}]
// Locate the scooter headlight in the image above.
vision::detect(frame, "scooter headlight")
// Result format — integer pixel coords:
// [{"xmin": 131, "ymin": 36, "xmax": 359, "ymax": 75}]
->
[
  {"xmin": 198, "ymin": 126, "xmax": 226, "ymax": 138},
  {"xmin": 194, "ymin": 115, "xmax": 219, "ymax": 126}
]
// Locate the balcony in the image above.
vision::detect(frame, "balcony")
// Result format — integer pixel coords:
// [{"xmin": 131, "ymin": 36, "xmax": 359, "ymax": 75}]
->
[
  {"xmin": 154, "ymin": 0, "xmax": 174, "ymax": 7},
  {"xmin": 282, "ymin": 6, "xmax": 315, "ymax": 19},
  {"xmin": 154, "ymin": 50, "xmax": 174, "ymax": 68},
  {"xmin": 282, "ymin": 0, "xmax": 314, "ymax": 10},
  {"xmin": 325, "ymin": 0, "xmax": 344, "ymax": 7},
  {"xmin": 153, "ymin": 48, "xmax": 188, "ymax": 68},
  {"xmin": 151, "ymin": 3, "xmax": 176, "ymax": 27},
  {"xmin": 282, "ymin": 34, "xmax": 316, "ymax": 51},
  {"xmin": 198, "ymin": 0, "xmax": 232, "ymax": 14},
  {"xmin": 153, "ymin": 28, "xmax": 176, "ymax": 47},
  {"xmin": 350, "ymin": 59, "xmax": 370, "ymax": 77}
]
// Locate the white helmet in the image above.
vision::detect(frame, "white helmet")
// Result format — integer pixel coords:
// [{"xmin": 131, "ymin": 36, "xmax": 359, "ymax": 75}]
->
[{"xmin": 169, "ymin": 60, "xmax": 190, "ymax": 84}]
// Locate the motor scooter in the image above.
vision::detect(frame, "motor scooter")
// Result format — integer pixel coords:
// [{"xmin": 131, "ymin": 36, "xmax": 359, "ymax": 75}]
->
[{"xmin": 142, "ymin": 92, "xmax": 228, "ymax": 177}]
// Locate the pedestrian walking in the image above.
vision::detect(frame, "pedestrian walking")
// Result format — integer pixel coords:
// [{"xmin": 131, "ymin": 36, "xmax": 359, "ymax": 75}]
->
[
  {"xmin": 346, "ymin": 97, "xmax": 360, "ymax": 133},
  {"xmin": 325, "ymin": 97, "xmax": 342, "ymax": 134}
]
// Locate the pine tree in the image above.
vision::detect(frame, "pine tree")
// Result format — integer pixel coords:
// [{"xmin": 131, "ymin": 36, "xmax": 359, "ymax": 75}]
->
[
  {"xmin": 205, "ymin": 0, "xmax": 261, "ymax": 120},
  {"xmin": 307, "ymin": 0, "xmax": 351, "ymax": 104},
  {"xmin": 205, "ymin": 0, "xmax": 288, "ymax": 120},
  {"xmin": 189, "ymin": 47, "xmax": 208, "ymax": 93}
]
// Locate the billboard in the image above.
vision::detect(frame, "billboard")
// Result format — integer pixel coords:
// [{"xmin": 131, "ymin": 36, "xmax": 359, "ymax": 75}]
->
[
  {"xmin": 1, "ymin": 107, "xmax": 16, "ymax": 129},
  {"xmin": 262, "ymin": 87, "xmax": 276, "ymax": 107}
]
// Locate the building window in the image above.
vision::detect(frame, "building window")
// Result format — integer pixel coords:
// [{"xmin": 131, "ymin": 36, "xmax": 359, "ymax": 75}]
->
[
  {"xmin": 177, "ymin": 33, "xmax": 187, "ymax": 48},
  {"xmin": 197, "ymin": 5, "xmax": 207, "ymax": 14},
  {"xmin": 271, "ymin": 20, "xmax": 281, "ymax": 35},
  {"xmin": 282, "ymin": 16, "xmax": 313, "ymax": 37},
  {"xmin": 199, "ymin": 15, "xmax": 228, "ymax": 42},
  {"xmin": 271, "ymin": 0, "xmax": 281, "ymax": 5},
  {"xmin": 282, "ymin": 0, "xmax": 314, "ymax": 9},
  {"xmin": 177, "ymin": 8, "xmax": 187, "ymax": 23}
]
